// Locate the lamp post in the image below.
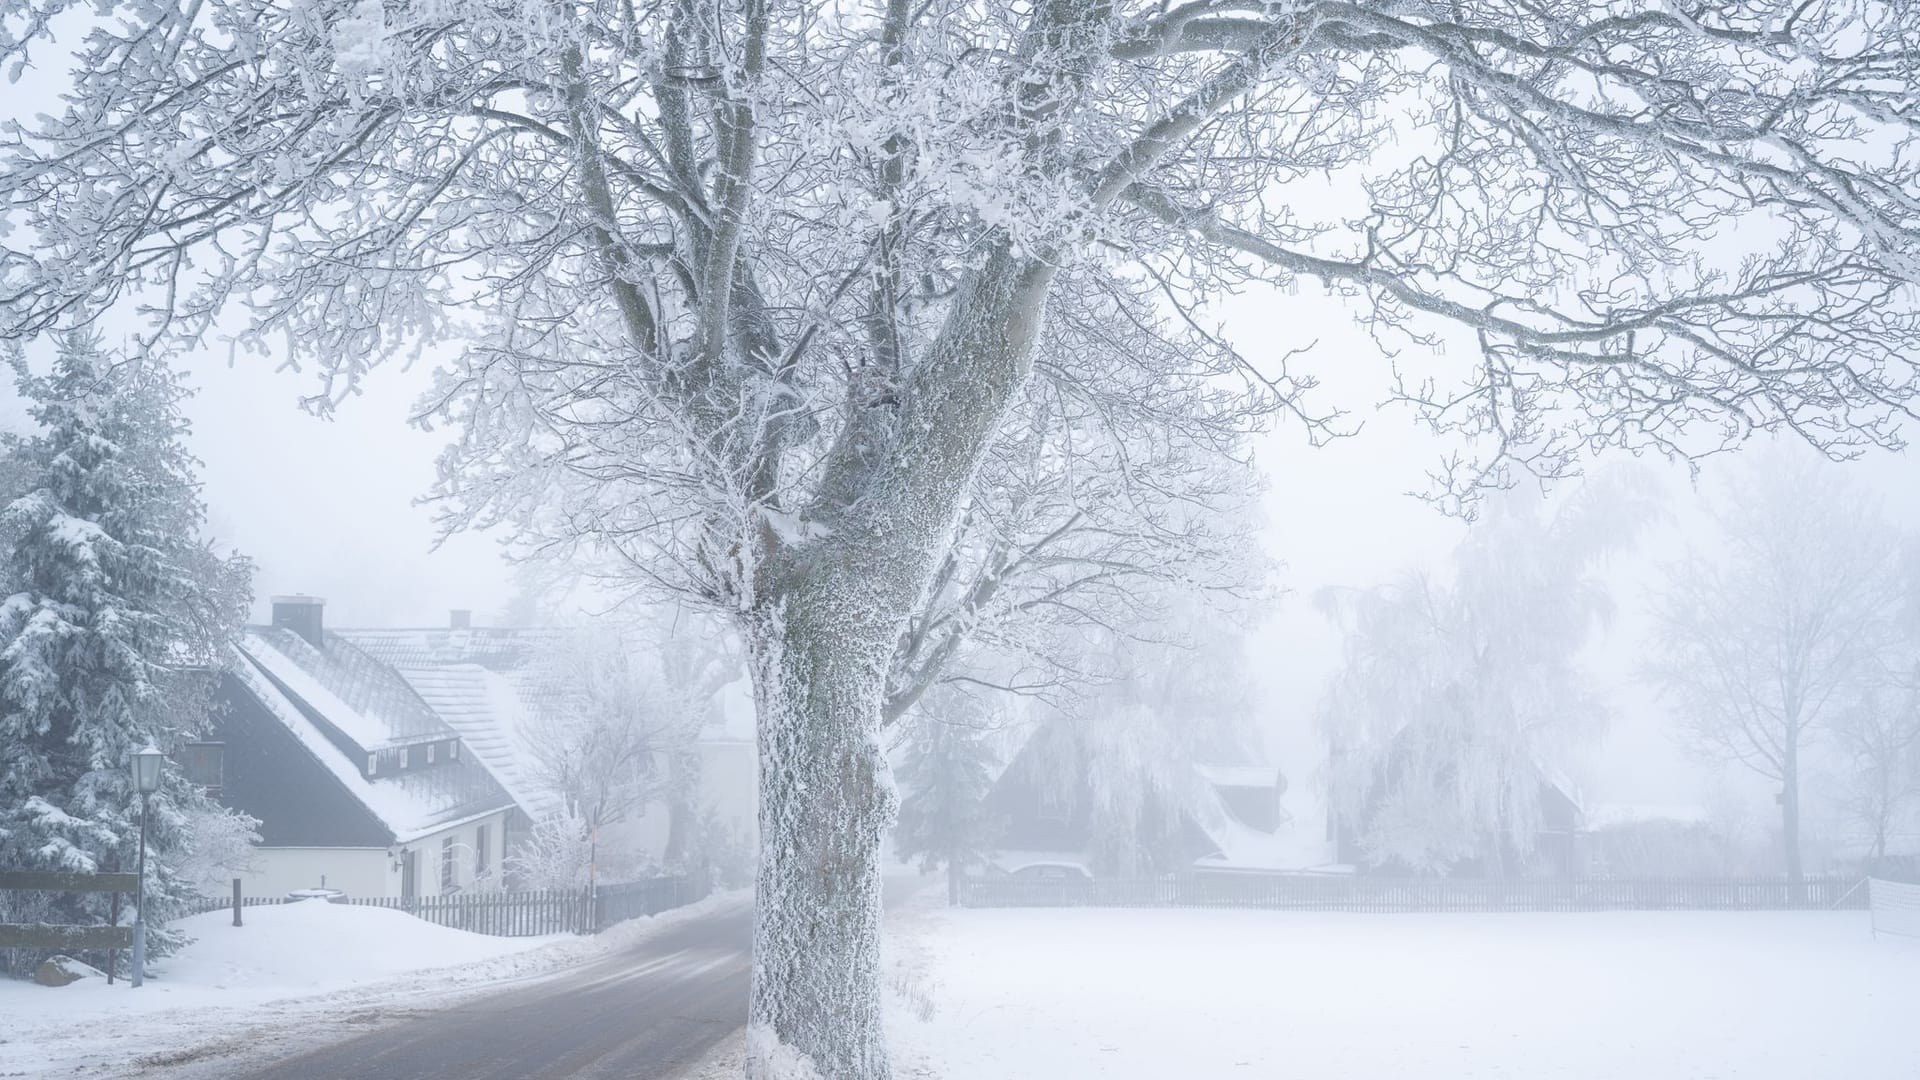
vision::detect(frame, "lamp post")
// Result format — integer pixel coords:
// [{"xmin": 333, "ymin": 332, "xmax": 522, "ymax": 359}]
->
[{"xmin": 130, "ymin": 745, "xmax": 164, "ymax": 988}]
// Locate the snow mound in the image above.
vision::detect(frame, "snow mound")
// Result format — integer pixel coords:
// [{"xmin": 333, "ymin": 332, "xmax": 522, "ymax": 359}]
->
[
  {"xmin": 157, "ymin": 899, "xmax": 554, "ymax": 992},
  {"xmin": 0, "ymin": 899, "xmax": 563, "ymax": 1078}
]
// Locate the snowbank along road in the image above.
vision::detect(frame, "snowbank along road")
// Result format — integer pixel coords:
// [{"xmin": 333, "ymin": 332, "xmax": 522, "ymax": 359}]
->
[{"xmin": 222, "ymin": 902, "xmax": 752, "ymax": 1080}]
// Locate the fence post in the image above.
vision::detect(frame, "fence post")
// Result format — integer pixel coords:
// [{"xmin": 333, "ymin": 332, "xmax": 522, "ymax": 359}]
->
[{"xmin": 231, "ymin": 878, "xmax": 243, "ymax": 928}]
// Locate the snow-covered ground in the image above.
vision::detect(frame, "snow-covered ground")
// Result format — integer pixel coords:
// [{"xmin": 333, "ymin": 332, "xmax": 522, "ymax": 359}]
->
[
  {"xmin": 886, "ymin": 908, "xmax": 1920, "ymax": 1080},
  {"xmin": 0, "ymin": 892, "xmax": 747, "ymax": 1077}
]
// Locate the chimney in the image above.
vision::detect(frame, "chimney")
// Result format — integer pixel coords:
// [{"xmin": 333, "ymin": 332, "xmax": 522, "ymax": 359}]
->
[
  {"xmin": 449, "ymin": 609, "xmax": 472, "ymax": 630},
  {"xmin": 271, "ymin": 595, "xmax": 326, "ymax": 648}
]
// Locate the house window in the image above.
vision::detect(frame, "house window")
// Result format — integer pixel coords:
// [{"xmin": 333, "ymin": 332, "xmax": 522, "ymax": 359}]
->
[
  {"xmin": 449, "ymin": 741, "xmax": 460, "ymax": 760},
  {"xmin": 474, "ymin": 824, "xmax": 490, "ymax": 879},
  {"xmin": 367, "ymin": 754, "xmax": 377, "ymax": 776},
  {"xmin": 426, "ymin": 743, "xmax": 437, "ymax": 765},
  {"xmin": 179, "ymin": 742, "xmax": 224, "ymax": 796},
  {"xmin": 441, "ymin": 836, "xmax": 456, "ymax": 892}
]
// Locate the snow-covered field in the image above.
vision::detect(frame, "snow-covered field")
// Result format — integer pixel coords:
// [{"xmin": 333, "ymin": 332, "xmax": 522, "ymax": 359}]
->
[
  {"xmin": 0, "ymin": 892, "xmax": 746, "ymax": 1077},
  {"xmin": 887, "ymin": 908, "xmax": 1920, "ymax": 1080}
]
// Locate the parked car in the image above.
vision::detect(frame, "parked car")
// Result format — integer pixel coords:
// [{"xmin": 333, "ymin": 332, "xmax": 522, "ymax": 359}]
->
[{"xmin": 1008, "ymin": 862, "xmax": 1093, "ymax": 882}]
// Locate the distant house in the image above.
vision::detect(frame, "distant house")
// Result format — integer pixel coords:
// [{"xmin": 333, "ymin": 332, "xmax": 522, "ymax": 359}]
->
[
  {"xmin": 1327, "ymin": 742, "xmax": 1586, "ymax": 878},
  {"xmin": 981, "ymin": 723, "xmax": 1336, "ymax": 877},
  {"xmin": 1187, "ymin": 765, "xmax": 1341, "ymax": 876},
  {"xmin": 196, "ymin": 597, "xmax": 756, "ymax": 900},
  {"xmin": 341, "ymin": 618, "xmax": 757, "ymax": 867}
]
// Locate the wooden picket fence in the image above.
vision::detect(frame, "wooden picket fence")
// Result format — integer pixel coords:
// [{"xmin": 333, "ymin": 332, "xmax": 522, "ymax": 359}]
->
[
  {"xmin": 180, "ymin": 873, "xmax": 711, "ymax": 937},
  {"xmin": 959, "ymin": 874, "xmax": 1869, "ymax": 912},
  {"xmin": 178, "ymin": 894, "xmax": 292, "ymax": 917}
]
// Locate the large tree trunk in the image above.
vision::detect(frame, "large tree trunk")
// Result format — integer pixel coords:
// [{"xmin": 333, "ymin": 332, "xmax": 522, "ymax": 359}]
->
[
  {"xmin": 743, "ymin": 561, "xmax": 908, "ymax": 1080},
  {"xmin": 743, "ymin": 251, "xmax": 1055, "ymax": 1079}
]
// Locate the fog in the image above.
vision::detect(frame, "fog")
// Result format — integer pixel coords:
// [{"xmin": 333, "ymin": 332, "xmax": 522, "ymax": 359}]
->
[{"xmin": 6, "ymin": 4, "xmax": 1920, "ymax": 1079}]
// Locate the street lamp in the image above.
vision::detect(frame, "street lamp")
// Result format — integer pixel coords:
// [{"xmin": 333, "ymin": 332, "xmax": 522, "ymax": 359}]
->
[{"xmin": 130, "ymin": 745, "xmax": 164, "ymax": 988}]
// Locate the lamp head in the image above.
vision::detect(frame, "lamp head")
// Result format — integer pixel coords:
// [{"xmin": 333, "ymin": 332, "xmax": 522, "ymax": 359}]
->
[{"xmin": 132, "ymin": 745, "xmax": 164, "ymax": 795}]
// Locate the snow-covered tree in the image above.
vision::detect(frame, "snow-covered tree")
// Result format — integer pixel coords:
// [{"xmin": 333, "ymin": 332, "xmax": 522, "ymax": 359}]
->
[
  {"xmin": 646, "ymin": 611, "xmax": 743, "ymax": 870},
  {"xmin": 1832, "ymin": 674, "xmax": 1920, "ymax": 867},
  {"xmin": 880, "ymin": 304, "xmax": 1274, "ymax": 726},
  {"xmin": 1650, "ymin": 449, "xmax": 1909, "ymax": 881},
  {"xmin": 1000, "ymin": 603, "xmax": 1265, "ymax": 877},
  {"xmin": 1320, "ymin": 478, "xmax": 1644, "ymax": 875},
  {"xmin": 893, "ymin": 690, "xmax": 1001, "ymax": 905},
  {"xmin": 9, "ymin": 5, "xmax": 1920, "ymax": 1072},
  {"xmin": 0, "ymin": 335, "xmax": 252, "ymax": 973},
  {"xmin": 171, "ymin": 805, "xmax": 262, "ymax": 896},
  {"xmin": 504, "ymin": 811, "xmax": 599, "ymax": 892},
  {"xmin": 522, "ymin": 626, "xmax": 711, "ymax": 874}
]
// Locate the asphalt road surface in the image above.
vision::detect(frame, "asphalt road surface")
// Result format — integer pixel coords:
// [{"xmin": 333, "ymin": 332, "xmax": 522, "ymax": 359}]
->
[
  {"xmin": 231, "ymin": 878, "xmax": 923, "ymax": 1080},
  {"xmin": 236, "ymin": 903, "xmax": 752, "ymax": 1080}
]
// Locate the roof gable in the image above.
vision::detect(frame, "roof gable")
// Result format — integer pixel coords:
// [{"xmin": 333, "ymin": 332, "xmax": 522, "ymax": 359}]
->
[
  {"xmin": 229, "ymin": 652, "xmax": 516, "ymax": 842},
  {"xmin": 243, "ymin": 628, "xmax": 451, "ymax": 751}
]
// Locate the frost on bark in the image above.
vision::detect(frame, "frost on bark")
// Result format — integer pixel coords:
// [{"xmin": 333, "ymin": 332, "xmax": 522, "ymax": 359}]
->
[
  {"xmin": 746, "ymin": 578, "xmax": 898, "ymax": 1080},
  {"xmin": 7, "ymin": 3, "xmax": 1920, "ymax": 1075}
]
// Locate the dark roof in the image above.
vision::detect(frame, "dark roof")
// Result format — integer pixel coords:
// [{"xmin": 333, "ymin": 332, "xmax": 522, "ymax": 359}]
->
[{"xmin": 232, "ymin": 633, "xmax": 518, "ymax": 841}]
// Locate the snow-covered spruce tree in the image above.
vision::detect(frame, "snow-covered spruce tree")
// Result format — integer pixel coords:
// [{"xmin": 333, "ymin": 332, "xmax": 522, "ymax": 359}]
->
[
  {"xmin": 1319, "ymin": 477, "xmax": 1647, "ymax": 875},
  {"xmin": 892, "ymin": 689, "xmax": 1001, "ymax": 905},
  {"xmin": 0, "ymin": 335, "xmax": 252, "ymax": 975},
  {"xmin": 8, "ymin": 5, "xmax": 1920, "ymax": 1074}
]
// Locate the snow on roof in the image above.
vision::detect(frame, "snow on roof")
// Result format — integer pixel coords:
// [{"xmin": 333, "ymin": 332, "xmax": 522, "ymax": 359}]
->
[
  {"xmin": 230, "ymin": 656, "xmax": 515, "ymax": 843},
  {"xmin": 334, "ymin": 624, "xmax": 755, "ymax": 828},
  {"xmin": 1585, "ymin": 803, "xmax": 1714, "ymax": 829},
  {"xmin": 381, "ymin": 661, "xmax": 567, "ymax": 824},
  {"xmin": 1188, "ymin": 781, "xmax": 1340, "ymax": 873},
  {"xmin": 1195, "ymin": 764, "xmax": 1282, "ymax": 790},
  {"xmin": 241, "ymin": 628, "xmax": 449, "ymax": 751},
  {"xmin": 339, "ymin": 627, "xmax": 567, "ymax": 671}
]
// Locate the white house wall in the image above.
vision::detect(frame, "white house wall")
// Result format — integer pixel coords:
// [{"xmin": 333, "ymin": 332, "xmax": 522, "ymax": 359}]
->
[
  {"xmin": 235, "ymin": 847, "xmax": 390, "ymax": 898},
  {"xmin": 392, "ymin": 810, "xmax": 516, "ymax": 897},
  {"xmin": 245, "ymin": 809, "xmax": 517, "ymax": 900}
]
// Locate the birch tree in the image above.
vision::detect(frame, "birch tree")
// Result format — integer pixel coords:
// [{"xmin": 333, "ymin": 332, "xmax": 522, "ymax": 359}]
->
[
  {"xmin": 7, "ymin": 4, "xmax": 1920, "ymax": 1074},
  {"xmin": 1320, "ymin": 477, "xmax": 1642, "ymax": 874},
  {"xmin": 1650, "ymin": 449, "xmax": 1909, "ymax": 880}
]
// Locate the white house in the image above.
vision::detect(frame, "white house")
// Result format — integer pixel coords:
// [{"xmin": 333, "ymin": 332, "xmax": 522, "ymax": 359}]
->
[
  {"xmin": 201, "ymin": 598, "xmax": 757, "ymax": 898},
  {"xmin": 207, "ymin": 598, "xmax": 523, "ymax": 899}
]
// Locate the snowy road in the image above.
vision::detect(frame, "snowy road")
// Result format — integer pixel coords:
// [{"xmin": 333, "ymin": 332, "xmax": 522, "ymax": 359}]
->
[
  {"xmin": 204, "ymin": 877, "xmax": 928, "ymax": 1080},
  {"xmin": 225, "ymin": 903, "xmax": 752, "ymax": 1080}
]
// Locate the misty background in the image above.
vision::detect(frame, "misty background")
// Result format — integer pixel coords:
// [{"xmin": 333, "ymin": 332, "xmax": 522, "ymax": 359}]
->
[{"xmin": 8, "ymin": 279, "xmax": 1912, "ymax": 834}]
